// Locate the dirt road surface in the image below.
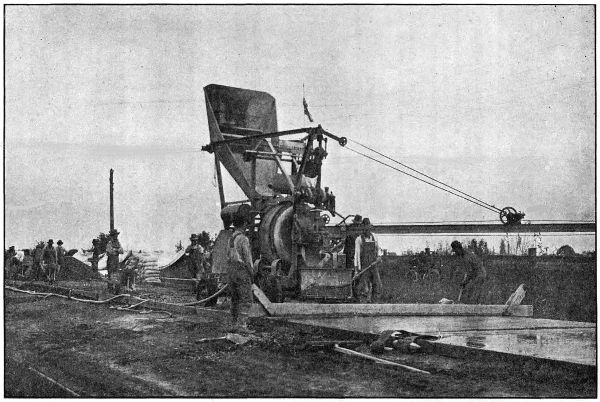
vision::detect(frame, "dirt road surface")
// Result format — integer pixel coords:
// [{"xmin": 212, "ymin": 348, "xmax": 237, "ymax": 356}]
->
[{"xmin": 4, "ymin": 290, "xmax": 595, "ymax": 397}]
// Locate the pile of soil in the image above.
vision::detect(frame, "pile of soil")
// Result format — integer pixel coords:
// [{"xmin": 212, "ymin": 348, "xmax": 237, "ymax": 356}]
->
[{"xmin": 57, "ymin": 257, "xmax": 102, "ymax": 281}]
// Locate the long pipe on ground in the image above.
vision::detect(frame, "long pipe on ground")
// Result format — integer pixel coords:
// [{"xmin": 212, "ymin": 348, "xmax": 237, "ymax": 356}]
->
[
  {"xmin": 28, "ymin": 366, "xmax": 81, "ymax": 397},
  {"xmin": 333, "ymin": 344, "xmax": 431, "ymax": 375}
]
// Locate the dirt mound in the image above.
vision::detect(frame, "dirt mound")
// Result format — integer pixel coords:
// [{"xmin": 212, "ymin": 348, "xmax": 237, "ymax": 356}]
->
[{"xmin": 58, "ymin": 256, "xmax": 102, "ymax": 281}]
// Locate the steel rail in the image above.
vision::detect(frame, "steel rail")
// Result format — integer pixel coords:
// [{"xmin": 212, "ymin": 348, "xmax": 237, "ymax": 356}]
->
[{"xmin": 326, "ymin": 222, "xmax": 596, "ymax": 235}]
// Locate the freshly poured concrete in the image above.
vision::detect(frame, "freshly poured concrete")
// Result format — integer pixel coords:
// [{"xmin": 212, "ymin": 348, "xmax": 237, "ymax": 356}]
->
[
  {"xmin": 288, "ymin": 315, "xmax": 596, "ymax": 366},
  {"xmin": 288, "ymin": 315, "xmax": 594, "ymax": 335},
  {"xmin": 436, "ymin": 328, "xmax": 596, "ymax": 366}
]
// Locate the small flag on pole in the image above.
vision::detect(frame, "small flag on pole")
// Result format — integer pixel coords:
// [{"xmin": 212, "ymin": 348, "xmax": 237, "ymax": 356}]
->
[{"xmin": 303, "ymin": 97, "xmax": 314, "ymax": 123}]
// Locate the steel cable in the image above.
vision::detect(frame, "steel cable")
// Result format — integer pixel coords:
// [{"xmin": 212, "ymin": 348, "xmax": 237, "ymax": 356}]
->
[
  {"xmin": 344, "ymin": 145, "xmax": 500, "ymax": 214},
  {"xmin": 348, "ymin": 138, "xmax": 502, "ymax": 213}
]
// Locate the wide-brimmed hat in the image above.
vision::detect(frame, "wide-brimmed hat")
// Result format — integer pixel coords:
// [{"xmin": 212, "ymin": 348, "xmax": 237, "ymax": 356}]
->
[
  {"xmin": 362, "ymin": 218, "xmax": 372, "ymax": 228},
  {"xmin": 352, "ymin": 215, "xmax": 362, "ymax": 223},
  {"xmin": 47, "ymin": 239, "xmax": 54, "ymax": 244},
  {"xmin": 57, "ymin": 240, "xmax": 63, "ymax": 245},
  {"xmin": 190, "ymin": 233, "xmax": 198, "ymax": 240}
]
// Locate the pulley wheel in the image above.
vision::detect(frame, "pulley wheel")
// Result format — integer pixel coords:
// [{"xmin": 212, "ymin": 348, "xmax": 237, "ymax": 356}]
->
[{"xmin": 499, "ymin": 207, "xmax": 518, "ymax": 225}]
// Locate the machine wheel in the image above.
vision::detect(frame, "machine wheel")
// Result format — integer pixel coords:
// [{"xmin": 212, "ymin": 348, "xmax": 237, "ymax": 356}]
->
[
  {"xmin": 405, "ymin": 269, "xmax": 419, "ymax": 283},
  {"xmin": 499, "ymin": 206, "xmax": 518, "ymax": 224}
]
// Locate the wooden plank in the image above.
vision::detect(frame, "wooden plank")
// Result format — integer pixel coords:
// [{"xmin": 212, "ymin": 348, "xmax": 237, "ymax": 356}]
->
[
  {"xmin": 287, "ymin": 315, "xmax": 594, "ymax": 336},
  {"xmin": 269, "ymin": 303, "xmax": 533, "ymax": 317},
  {"xmin": 252, "ymin": 284, "xmax": 274, "ymax": 315}
]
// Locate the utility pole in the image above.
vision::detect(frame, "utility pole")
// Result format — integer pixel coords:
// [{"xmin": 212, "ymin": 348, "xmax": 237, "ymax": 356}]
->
[{"xmin": 109, "ymin": 169, "xmax": 114, "ymax": 232}]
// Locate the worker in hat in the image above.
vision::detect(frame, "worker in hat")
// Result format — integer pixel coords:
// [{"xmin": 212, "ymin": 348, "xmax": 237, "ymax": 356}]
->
[
  {"xmin": 185, "ymin": 234, "xmax": 204, "ymax": 277},
  {"xmin": 106, "ymin": 229, "xmax": 123, "ymax": 279},
  {"xmin": 32, "ymin": 242, "xmax": 45, "ymax": 280},
  {"xmin": 343, "ymin": 214, "xmax": 363, "ymax": 270},
  {"xmin": 121, "ymin": 254, "xmax": 139, "ymax": 291},
  {"xmin": 185, "ymin": 233, "xmax": 218, "ymax": 305},
  {"xmin": 56, "ymin": 240, "xmax": 66, "ymax": 276},
  {"xmin": 86, "ymin": 238, "xmax": 102, "ymax": 273},
  {"xmin": 354, "ymin": 218, "xmax": 382, "ymax": 303},
  {"xmin": 42, "ymin": 239, "xmax": 59, "ymax": 284},
  {"xmin": 451, "ymin": 240, "xmax": 487, "ymax": 304},
  {"xmin": 225, "ymin": 213, "xmax": 255, "ymax": 333}
]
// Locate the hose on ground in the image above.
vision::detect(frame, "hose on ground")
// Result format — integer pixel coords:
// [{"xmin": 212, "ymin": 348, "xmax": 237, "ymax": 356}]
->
[
  {"xmin": 182, "ymin": 284, "xmax": 229, "ymax": 306},
  {"xmin": 5, "ymin": 283, "xmax": 228, "ymax": 308},
  {"xmin": 5, "ymin": 286, "xmax": 134, "ymax": 304}
]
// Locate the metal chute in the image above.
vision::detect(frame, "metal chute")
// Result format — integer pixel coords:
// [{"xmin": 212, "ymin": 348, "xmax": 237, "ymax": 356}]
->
[{"xmin": 204, "ymin": 84, "xmax": 280, "ymax": 198}]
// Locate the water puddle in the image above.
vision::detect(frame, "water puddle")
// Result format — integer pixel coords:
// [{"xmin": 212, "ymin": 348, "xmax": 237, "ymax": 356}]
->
[{"xmin": 437, "ymin": 328, "xmax": 596, "ymax": 366}]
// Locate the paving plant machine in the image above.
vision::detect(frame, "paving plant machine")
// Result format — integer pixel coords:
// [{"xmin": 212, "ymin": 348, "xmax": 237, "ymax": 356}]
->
[{"xmin": 202, "ymin": 84, "xmax": 354, "ymax": 302}]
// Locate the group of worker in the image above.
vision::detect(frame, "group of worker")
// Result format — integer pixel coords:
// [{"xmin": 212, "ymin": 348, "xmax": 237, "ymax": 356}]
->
[
  {"xmin": 5, "ymin": 239, "xmax": 68, "ymax": 283},
  {"xmin": 85, "ymin": 228, "xmax": 123, "ymax": 276},
  {"xmin": 86, "ymin": 229, "xmax": 140, "ymax": 293},
  {"xmin": 185, "ymin": 233, "xmax": 218, "ymax": 305},
  {"xmin": 343, "ymin": 215, "xmax": 487, "ymax": 304}
]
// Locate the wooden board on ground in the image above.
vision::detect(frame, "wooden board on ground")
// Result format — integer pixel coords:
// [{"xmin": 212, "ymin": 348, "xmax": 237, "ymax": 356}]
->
[
  {"xmin": 268, "ymin": 303, "xmax": 533, "ymax": 317},
  {"xmin": 252, "ymin": 284, "xmax": 274, "ymax": 315},
  {"xmin": 287, "ymin": 315, "xmax": 595, "ymax": 336}
]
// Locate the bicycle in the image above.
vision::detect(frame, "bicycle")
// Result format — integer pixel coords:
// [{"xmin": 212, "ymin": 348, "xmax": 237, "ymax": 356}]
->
[{"xmin": 405, "ymin": 263, "xmax": 441, "ymax": 288}]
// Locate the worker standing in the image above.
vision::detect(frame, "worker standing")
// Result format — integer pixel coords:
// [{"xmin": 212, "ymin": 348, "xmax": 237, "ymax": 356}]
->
[
  {"xmin": 21, "ymin": 249, "xmax": 33, "ymax": 279},
  {"xmin": 106, "ymin": 229, "xmax": 123, "ymax": 279},
  {"xmin": 5, "ymin": 246, "xmax": 17, "ymax": 279},
  {"xmin": 42, "ymin": 239, "xmax": 59, "ymax": 284},
  {"xmin": 86, "ymin": 238, "xmax": 101, "ymax": 273},
  {"xmin": 32, "ymin": 242, "xmax": 44, "ymax": 280},
  {"xmin": 343, "ymin": 215, "xmax": 363, "ymax": 269},
  {"xmin": 226, "ymin": 214, "xmax": 255, "ymax": 333},
  {"xmin": 120, "ymin": 254, "xmax": 139, "ymax": 291},
  {"xmin": 451, "ymin": 240, "xmax": 487, "ymax": 304},
  {"xmin": 56, "ymin": 240, "xmax": 66, "ymax": 276},
  {"xmin": 185, "ymin": 234, "xmax": 203, "ymax": 277},
  {"xmin": 354, "ymin": 218, "xmax": 382, "ymax": 303}
]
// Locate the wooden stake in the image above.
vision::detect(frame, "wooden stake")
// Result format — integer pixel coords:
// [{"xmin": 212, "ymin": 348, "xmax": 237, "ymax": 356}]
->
[{"xmin": 109, "ymin": 169, "xmax": 114, "ymax": 232}]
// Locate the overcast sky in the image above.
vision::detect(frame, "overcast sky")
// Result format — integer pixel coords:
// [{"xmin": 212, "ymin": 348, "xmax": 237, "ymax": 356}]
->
[{"xmin": 4, "ymin": 5, "xmax": 595, "ymax": 252}]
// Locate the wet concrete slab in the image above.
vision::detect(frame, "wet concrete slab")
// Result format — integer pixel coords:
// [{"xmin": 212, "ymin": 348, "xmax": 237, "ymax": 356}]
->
[
  {"xmin": 288, "ymin": 315, "xmax": 596, "ymax": 367},
  {"xmin": 288, "ymin": 315, "xmax": 594, "ymax": 336},
  {"xmin": 434, "ymin": 328, "xmax": 596, "ymax": 366}
]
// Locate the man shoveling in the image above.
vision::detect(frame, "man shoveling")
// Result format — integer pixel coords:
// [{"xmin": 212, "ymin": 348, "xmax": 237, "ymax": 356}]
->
[{"xmin": 451, "ymin": 240, "xmax": 487, "ymax": 304}]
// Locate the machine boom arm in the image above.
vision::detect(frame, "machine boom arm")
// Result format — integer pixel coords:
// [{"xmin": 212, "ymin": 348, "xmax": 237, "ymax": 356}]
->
[{"xmin": 202, "ymin": 125, "xmax": 347, "ymax": 153}]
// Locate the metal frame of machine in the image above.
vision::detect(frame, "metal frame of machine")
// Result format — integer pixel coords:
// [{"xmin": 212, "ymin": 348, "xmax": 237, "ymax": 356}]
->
[
  {"xmin": 202, "ymin": 84, "xmax": 355, "ymax": 301},
  {"xmin": 201, "ymin": 84, "xmax": 595, "ymax": 302}
]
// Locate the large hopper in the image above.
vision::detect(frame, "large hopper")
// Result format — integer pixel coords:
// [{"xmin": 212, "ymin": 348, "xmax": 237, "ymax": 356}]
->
[{"xmin": 204, "ymin": 84, "xmax": 280, "ymax": 199}]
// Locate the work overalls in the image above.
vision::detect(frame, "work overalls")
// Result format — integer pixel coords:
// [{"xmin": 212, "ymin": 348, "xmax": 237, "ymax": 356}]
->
[
  {"xmin": 227, "ymin": 231, "xmax": 253, "ymax": 327},
  {"xmin": 356, "ymin": 235, "xmax": 382, "ymax": 303}
]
